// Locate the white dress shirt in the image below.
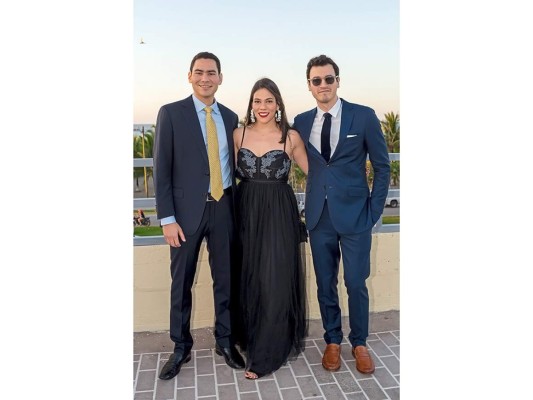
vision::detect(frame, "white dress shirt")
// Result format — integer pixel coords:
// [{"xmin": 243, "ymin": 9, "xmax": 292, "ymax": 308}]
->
[{"xmin": 309, "ymin": 97, "xmax": 342, "ymax": 157}]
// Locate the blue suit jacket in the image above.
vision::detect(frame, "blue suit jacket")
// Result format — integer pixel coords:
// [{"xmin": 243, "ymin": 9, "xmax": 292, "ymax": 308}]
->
[
  {"xmin": 293, "ymin": 99, "xmax": 390, "ymax": 234},
  {"xmin": 154, "ymin": 95, "xmax": 238, "ymax": 235}
]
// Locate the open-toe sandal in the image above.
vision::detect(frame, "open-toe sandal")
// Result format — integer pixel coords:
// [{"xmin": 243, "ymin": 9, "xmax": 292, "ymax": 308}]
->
[{"xmin": 244, "ymin": 370, "xmax": 263, "ymax": 380}]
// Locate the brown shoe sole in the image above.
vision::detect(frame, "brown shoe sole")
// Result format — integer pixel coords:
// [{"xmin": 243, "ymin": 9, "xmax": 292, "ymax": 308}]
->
[{"xmin": 322, "ymin": 360, "xmax": 341, "ymax": 371}]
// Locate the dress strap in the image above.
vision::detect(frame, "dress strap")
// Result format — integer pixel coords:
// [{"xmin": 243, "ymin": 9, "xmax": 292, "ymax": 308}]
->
[{"xmin": 240, "ymin": 125, "xmax": 247, "ymax": 148}]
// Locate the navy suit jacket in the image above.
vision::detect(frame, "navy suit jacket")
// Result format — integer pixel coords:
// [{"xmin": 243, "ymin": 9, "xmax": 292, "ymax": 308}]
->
[
  {"xmin": 293, "ymin": 99, "xmax": 390, "ymax": 234},
  {"xmin": 153, "ymin": 95, "xmax": 239, "ymax": 235}
]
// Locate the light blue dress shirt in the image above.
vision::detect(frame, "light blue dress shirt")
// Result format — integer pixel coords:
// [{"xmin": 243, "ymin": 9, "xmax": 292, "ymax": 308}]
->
[{"xmin": 160, "ymin": 95, "xmax": 231, "ymax": 226}]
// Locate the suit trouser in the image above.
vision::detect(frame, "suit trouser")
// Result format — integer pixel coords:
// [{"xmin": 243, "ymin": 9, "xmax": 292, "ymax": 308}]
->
[
  {"xmin": 309, "ymin": 202, "xmax": 372, "ymax": 347},
  {"xmin": 169, "ymin": 193, "xmax": 234, "ymax": 354}
]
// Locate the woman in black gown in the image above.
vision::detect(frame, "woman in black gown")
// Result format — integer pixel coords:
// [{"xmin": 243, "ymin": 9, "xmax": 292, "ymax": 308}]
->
[{"xmin": 232, "ymin": 78, "xmax": 309, "ymax": 379}]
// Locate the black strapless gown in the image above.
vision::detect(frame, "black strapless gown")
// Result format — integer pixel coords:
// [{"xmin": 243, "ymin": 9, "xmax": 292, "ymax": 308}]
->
[{"xmin": 233, "ymin": 147, "xmax": 307, "ymax": 377}]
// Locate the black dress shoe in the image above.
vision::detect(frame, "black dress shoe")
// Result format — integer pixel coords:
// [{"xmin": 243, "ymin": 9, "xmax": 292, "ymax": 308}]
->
[
  {"xmin": 215, "ymin": 343, "xmax": 245, "ymax": 369},
  {"xmin": 158, "ymin": 352, "xmax": 192, "ymax": 380}
]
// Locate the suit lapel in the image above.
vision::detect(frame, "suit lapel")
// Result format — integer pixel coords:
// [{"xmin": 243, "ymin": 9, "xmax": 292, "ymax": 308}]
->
[
  {"xmin": 181, "ymin": 96, "xmax": 209, "ymax": 166},
  {"xmin": 330, "ymin": 99, "xmax": 355, "ymax": 161}
]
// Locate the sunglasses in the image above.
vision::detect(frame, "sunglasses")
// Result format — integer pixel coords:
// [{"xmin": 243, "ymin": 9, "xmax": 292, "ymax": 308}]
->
[{"xmin": 308, "ymin": 75, "xmax": 338, "ymax": 86}]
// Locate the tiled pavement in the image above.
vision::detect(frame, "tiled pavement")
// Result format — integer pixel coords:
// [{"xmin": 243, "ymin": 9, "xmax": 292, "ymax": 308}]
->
[{"xmin": 134, "ymin": 311, "xmax": 399, "ymax": 400}]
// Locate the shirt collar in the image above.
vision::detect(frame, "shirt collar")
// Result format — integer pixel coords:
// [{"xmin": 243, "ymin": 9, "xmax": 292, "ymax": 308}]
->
[
  {"xmin": 192, "ymin": 94, "xmax": 220, "ymax": 114},
  {"xmin": 316, "ymin": 97, "xmax": 341, "ymax": 119}
]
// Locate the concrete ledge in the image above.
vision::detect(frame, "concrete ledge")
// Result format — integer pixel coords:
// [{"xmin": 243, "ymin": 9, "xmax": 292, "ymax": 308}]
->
[{"xmin": 134, "ymin": 232, "xmax": 399, "ymax": 332}]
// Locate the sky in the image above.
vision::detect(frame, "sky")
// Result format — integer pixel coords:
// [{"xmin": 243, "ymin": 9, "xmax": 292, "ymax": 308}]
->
[{"xmin": 134, "ymin": 0, "xmax": 399, "ymax": 124}]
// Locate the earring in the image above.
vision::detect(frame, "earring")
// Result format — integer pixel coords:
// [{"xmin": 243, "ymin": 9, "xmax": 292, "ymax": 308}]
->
[
  {"xmin": 275, "ymin": 109, "xmax": 281, "ymax": 122},
  {"xmin": 249, "ymin": 109, "xmax": 256, "ymax": 123}
]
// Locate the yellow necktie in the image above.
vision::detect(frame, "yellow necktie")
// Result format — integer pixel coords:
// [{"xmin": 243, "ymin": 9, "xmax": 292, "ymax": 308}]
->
[{"xmin": 204, "ymin": 106, "xmax": 223, "ymax": 201}]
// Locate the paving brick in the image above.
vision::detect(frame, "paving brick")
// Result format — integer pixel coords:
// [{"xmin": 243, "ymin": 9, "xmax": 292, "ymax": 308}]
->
[
  {"xmin": 310, "ymin": 364, "xmax": 336, "ymax": 384},
  {"xmin": 216, "ymin": 364, "xmax": 235, "ymax": 384},
  {"xmin": 320, "ymin": 383, "xmax": 347, "ymax": 400},
  {"xmin": 176, "ymin": 366, "xmax": 195, "ymax": 388},
  {"xmin": 235, "ymin": 371, "xmax": 258, "ymax": 392},
  {"xmin": 345, "ymin": 392, "xmax": 368, "ymax": 400},
  {"xmin": 136, "ymin": 370, "xmax": 156, "ymax": 391},
  {"xmin": 358, "ymin": 378, "xmax": 388, "ymax": 400},
  {"xmin": 288, "ymin": 355, "xmax": 311, "ymax": 376},
  {"xmin": 379, "ymin": 355, "xmax": 399, "ymax": 375},
  {"xmin": 377, "ymin": 332, "xmax": 399, "ymax": 347},
  {"xmin": 176, "ymin": 387, "xmax": 195, "ymax": 400},
  {"xmin": 218, "ymin": 383, "xmax": 238, "ymax": 400},
  {"xmin": 296, "ymin": 376, "xmax": 322, "ymax": 398},
  {"xmin": 133, "ymin": 361, "xmax": 139, "ymax": 380},
  {"xmin": 140, "ymin": 353, "xmax": 158, "ymax": 370},
  {"xmin": 303, "ymin": 345, "xmax": 324, "ymax": 365},
  {"xmin": 389, "ymin": 345, "xmax": 399, "ymax": 358},
  {"xmin": 134, "ymin": 391, "xmax": 154, "ymax": 399},
  {"xmin": 367, "ymin": 339, "xmax": 393, "ymax": 357},
  {"xmin": 257, "ymin": 380, "xmax": 282, "ymax": 400},
  {"xmin": 385, "ymin": 387, "xmax": 400, "ymax": 400},
  {"xmin": 240, "ymin": 392, "xmax": 261, "ymax": 400},
  {"xmin": 197, "ymin": 374, "xmax": 216, "ymax": 397},
  {"xmin": 279, "ymin": 387, "xmax": 302, "ymax": 400},
  {"xmin": 196, "ymin": 355, "xmax": 214, "ymax": 374},
  {"xmin": 334, "ymin": 371, "xmax": 361, "ymax": 393},
  {"xmin": 154, "ymin": 377, "xmax": 174, "ymax": 399},
  {"xmin": 196, "ymin": 349, "xmax": 212, "ymax": 357},
  {"xmin": 133, "ymin": 321, "xmax": 400, "ymax": 400},
  {"xmin": 274, "ymin": 366, "xmax": 296, "ymax": 388},
  {"xmin": 373, "ymin": 366, "xmax": 399, "ymax": 389}
]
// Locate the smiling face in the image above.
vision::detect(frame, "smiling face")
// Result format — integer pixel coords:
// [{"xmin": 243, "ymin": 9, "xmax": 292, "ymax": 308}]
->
[
  {"xmin": 251, "ymin": 88, "xmax": 278, "ymax": 124},
  {"xmin": 308, "ymin": 64, "xmax": 340, "ymax": 110},
  {"xmin": 188, "ymin": 58, "xmax": 222, "ymax": 105}
]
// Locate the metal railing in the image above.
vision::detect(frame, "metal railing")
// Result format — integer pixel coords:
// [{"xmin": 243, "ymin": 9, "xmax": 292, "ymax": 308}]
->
[{"xmin": 134, "ymin": 154, "xmax": 400, "ymax": 246}]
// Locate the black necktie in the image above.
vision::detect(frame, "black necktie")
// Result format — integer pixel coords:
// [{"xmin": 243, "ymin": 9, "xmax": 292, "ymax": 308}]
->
[{"xmin": 321, "ymin": 112, "xmax": 332, "ymax": 162}]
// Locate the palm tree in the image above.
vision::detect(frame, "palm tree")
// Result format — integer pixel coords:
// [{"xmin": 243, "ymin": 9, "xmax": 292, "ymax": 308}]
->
[
  {"xmin": 381, "ymin": 112, "xmax": 400, "ymax": 187},
  {"xmin": 381, "ymin": 112, "xmax": 400, "ymax": 153},
  {"xmin": 133, "ymin": 126, "xmax": 155, "ymax": 195},
  {"xmin": 289, "ymin": 163, "xmax": 306, "ymax": 192}
]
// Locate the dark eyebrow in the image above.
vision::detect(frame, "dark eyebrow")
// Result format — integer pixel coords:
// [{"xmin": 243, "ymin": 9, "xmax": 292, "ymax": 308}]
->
[{"xmin": 194, "ymin": 68, "xmax": 217, "ymax": 73}]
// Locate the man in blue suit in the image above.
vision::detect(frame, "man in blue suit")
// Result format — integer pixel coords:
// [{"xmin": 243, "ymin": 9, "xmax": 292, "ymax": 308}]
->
[
  {"xmin": 293, "ymin": 55, "xmax": 390, "ymax": 374},
  {"xmin": 154, "ymin": 52, "xmax": 245, "ymax": 380}
]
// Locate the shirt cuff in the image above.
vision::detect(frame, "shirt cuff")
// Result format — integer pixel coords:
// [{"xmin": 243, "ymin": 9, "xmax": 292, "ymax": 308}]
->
[{"xmin": 160, "ymin": 216, "xmax": 176, "ymax": 225}]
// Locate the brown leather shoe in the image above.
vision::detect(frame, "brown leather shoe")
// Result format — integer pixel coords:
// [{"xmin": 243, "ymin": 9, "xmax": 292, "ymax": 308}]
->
[
  {"xmin": 322, "ymin": 344, "xmax": 341, "ymax": 371},
  {"xmin": 352, "ymin": 345, "xmax": 375, "ymax": 374}
]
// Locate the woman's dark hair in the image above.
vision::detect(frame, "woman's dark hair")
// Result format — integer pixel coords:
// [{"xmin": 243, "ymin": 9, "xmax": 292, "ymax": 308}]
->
[{"xmin": 245, "ymin": 78, "xmax": 290, "ymax": 144}]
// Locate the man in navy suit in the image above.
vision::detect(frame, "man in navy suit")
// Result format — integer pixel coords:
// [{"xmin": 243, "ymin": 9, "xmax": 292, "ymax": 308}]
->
[
  {"xmin": 293, "ymin": 55, "xmax": 390, "ymax": 374},
  {"xmin": 154, "ymin": 52, "xmax": 245, "ymax": 380}
]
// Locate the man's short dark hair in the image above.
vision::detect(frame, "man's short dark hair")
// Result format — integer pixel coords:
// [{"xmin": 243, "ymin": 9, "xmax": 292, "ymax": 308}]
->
[
  {"xmin": 306, "ymin": 55, "xmax": 339, "ymax": 79},
  {"xmin": 189, "ymin": 51, "xmax": 221, "ymax": 73}
]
